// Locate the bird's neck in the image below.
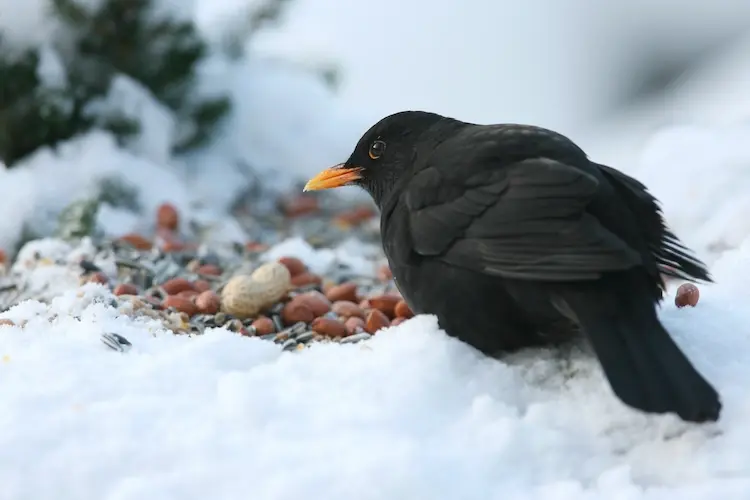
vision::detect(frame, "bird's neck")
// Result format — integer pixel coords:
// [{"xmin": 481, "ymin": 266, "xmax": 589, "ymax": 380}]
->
[{"xmin": 365, "ymin": 181, "xmax": 389, "ymax": 209}]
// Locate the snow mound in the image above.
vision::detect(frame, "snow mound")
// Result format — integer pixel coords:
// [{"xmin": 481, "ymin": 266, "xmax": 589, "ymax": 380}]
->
[
  {"xmin": 635, "ymin": 123, "xmax": 750, "ymax": 263},
  {"xmin": 261, "ymin": 236, "xmax": 380, "ymax": 276},
  {"xmin": 0, "ymin": 239, "xmax": 749, "ymax": 499}
]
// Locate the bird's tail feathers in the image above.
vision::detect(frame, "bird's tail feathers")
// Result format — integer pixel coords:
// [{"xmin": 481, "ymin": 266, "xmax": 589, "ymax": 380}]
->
[{"xmin": 559, "ymin": 285, "xmax": 721, "ymax": 423}]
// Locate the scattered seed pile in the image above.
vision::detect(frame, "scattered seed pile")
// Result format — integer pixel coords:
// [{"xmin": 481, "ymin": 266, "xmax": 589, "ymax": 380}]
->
[
  {"xmin": 0, "ymin": 197, "xmax": 417, "ymax": 352},
  {"xmin": 98, "ymin": 251, "xmax": 413, "ymax": 352},
  {"xmin": 0, "ymin": 193, "xmax": 702, "ymax": 352}
]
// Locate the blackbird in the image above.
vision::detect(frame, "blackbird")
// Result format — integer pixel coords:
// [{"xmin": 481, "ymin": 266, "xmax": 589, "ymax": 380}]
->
[{"xmin": 304, "ymin": 110, "xmax": 721, "ymax": 423}]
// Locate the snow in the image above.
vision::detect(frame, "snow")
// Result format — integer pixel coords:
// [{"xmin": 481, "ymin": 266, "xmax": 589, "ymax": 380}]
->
[
  {"xmin": 636, "ymin": 124, "xmax": 750, "ymax": 262},
  {"xmin": 0, "ymin": 132, "xmax": 194, "ymax": 250},
  {"xmin": 184, "ymin": 55, "xmax": 365, "ymax": 189},
  {"xmin": 2, "ymin": 240, "xmax": 750, "ymax": 499},
  {"xmin": 261, "ymin": 236, "xmax": 381, "ymax": 276},
  {"xmin": 0, "ymin": 44, "xmax": 362, "ymax": 253},
  {"xmin": 3, "ymin": 0, "xmax": 750, "ymax": 498}
]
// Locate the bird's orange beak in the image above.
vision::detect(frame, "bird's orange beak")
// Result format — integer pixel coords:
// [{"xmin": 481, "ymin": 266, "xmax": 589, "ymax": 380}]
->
[{"xmin": 303, "ymin": 164, "xmax": 364, "ymax": 191}]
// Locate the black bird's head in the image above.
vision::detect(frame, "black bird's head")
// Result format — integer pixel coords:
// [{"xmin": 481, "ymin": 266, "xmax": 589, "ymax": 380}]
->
[{"xmin": 303, "ymin": 110, "xmax": 458, "ymax": 206}]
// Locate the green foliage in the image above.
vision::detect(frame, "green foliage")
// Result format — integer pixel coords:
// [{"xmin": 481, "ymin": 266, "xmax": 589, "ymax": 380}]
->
[
  {"xmin": 56, "ymin": 197, "xmax": 100, "ymax": 241},
  {"xmin": 96, "ymin": 176, "xmax": 142, "ymax": 213},
  {"xmin": 0, "ymin": 36, "xmax": 138, "ymax": 166},
  {"xmin": 0, "ymin": 0, "xmax": 238, "ymax": 167},
  {"xmin": 52, "ymin": 0, "xmax": 231, "ymax": 153}
]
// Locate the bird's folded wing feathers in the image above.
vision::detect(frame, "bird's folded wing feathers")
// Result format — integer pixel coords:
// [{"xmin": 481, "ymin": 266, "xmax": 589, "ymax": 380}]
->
[
  {"xmin": 596, "ymin": 163, "xmax": 711, "ymax": 283},
  {"xmin": 405, "ymin": 158, "xmax": 642, "ymax": 281}
]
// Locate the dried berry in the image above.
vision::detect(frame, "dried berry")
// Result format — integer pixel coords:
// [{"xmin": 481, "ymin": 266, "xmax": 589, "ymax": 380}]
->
[
  {"xmin": 675, "ymin": 283, "xmax": 700, "ymax": 308},
  {"xmin": 325, "ymin": 282, "xmax": 358, "ymax": 303},
  {"xmin": 118, "ymin": 233, "xmax": 153, "ymax": 250},
  {"xmin": 369, "ymin": 294, "xmax": 401, "ymax": 318},
  {"xmin": 193, "ymin": 280, "xmax": 211, "ymax": 293},
  {"xmin": 344, "ymin": 316, "xmax": 365, "ymax": 335},
  {"xmin": 365, "ymin": 309, "xmax": 390, "ymax": 334},
  {"xmin": 163, "ymin": 296, "xmax": 198, "ymax": 316},
  {"xmin": 176, "ymin": 290, "xmax": 199, "ymax": 300},
  {"xmin": 113, "ymin": 283, "xmax": 138, "ymax": 296},
  {"xmin": 162, "ymin": 278, "xmax": 194, "ymax": 295},
  {"xmin": 297, "ymin": 291, "xmax": 332, "ymax": 317},
  {"xmin": 278, "ymin": 257, "xmax": 307, "ymax": 277},
  {"xmin": 197, "ymin": 264, "xmax": 222, "ymax": 276},
  {"xmin": 291, "ymin": 272, "xmax": 322, "ymax": 287},
  {"xmin": 195, "ymin": 291, "xmax": 221, "ymax": 314},
  {"xmin": 245, "ymin": 242, "xmax": 269, "ymax": 253},
  {"xmin": 282, "ymin": 298, "xmax": 315, "ymax": 324},
  {"xmin": 251, "ymin": 316, "xmax": 275, "ymax": 335},
  {"xmin": 331, "ymin": 300, "xmax": 365, "ymax": 319},
  {"xmin": 157, "ymin": 202, "xmax": 179, "ymax": 231},
  {"xmin": 311, "ymin": 317, "xmax": 346, "ymax": 337},
  {"xmin": 394, "ymin": 300, "xmax": 414, "ymax": 319}
]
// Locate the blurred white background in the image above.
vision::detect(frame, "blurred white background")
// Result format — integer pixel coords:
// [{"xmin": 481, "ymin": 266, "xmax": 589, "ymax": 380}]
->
[
  {"xmin": 5, "ymin": 0, "xmax": 750, "ymax": 165},
  {"xmin": 241, "ymin": 0, "xmax": 750, "ymax": 161}
]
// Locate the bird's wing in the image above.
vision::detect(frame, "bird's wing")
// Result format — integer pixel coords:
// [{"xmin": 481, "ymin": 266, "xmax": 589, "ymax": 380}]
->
[
  {"xmin": 595, "ymin": 162, "xmax": 711, "ymax": 283},
  {"xmin": 404, "ymin": 157, "xmax": 642, "ymax": 281}
]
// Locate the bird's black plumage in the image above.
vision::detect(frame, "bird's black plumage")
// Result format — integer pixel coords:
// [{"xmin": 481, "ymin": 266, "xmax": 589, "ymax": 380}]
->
[{"xmin": 304, "ymin": 110, "xmax": 721, "ymax": 423}]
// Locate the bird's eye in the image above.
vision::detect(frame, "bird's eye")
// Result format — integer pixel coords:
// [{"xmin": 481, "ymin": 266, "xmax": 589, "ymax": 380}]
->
[{"xmin": 368, "ymin": 140, "xmax": 386, "ymax": 160}]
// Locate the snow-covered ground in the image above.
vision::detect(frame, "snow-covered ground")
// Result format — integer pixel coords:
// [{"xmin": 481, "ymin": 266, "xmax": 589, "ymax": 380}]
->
[
  {"xmin": 2, "ymin": 126, "xmax": 750, "ymax": 500},
  {"xmin": 1, "ymin": 234, "xmax": 749, "ymax": 500},
  {"xmin": 2, "ymin": 1, "xmax": 750, "ymax": 498}
]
